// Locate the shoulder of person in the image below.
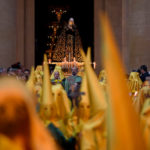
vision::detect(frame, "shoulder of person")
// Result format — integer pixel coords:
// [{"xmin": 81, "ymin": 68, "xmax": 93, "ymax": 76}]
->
[
  {"xmin": 67, "ymin": 76, "xmax": 71, "ymax": 79},
  {"xmin": 51, "ymin": 79, "xmax": 55, "ymax": 83},
  {"xmin": 76, "ymin": 75, "xmax": 82, "ymax": 79},
  {"xmin": 66, "ymin": 76, "xmax": 72, "ymax": 81},
  {"xmin": 62, "ymin": 78, "xmax": 66, "ymax": 81}
]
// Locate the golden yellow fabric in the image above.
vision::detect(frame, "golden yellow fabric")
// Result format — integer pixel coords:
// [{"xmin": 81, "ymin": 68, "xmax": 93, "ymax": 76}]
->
[
  {"xmin": 101, "ymin": 14, "xmax": 145, "ymax": 150},
  {"xmin": 0, "ymin": 135, "xmax": 22, "ymax": 150},
  {"xmin": 98, "ymin": 70, "xmax": 106, "ymax": 81},
  {"xmin": 141, "ymin": 98, "xmax": 150, "ymax": 149},
  {"xmin": 0, "ymin": 77, "xmax": 60, "ymax": 150},
  {"xmin": 80, "ymin": 112, "xmax": 106, "ymax": 150},
  {"xmin": 26, "ymin": 67, "xmax": 35, "ymax": 94},
  {"xmin": 143, "ymin": 81, "xmax": 150, "ymax": 87},
  {"xmin": 40, "ymin": 54, "xmax": 57, "ymax": 124},
  {"xmin": 77, "ymin": 66, "xmax": 85, "ymax": 77},
  {"xmin": 35, "ymin": 66, "xmax": 43, "ymax": 86},
  {"xmin": 128, "ymin": 72, "xmax": 142, "ymax": 93},
  {"xmin": 81, "ymin": 49, "xmax": 107, "ymax": 117},
  {"xmin": 135, "ymin": 86, "xmax": 150, "ymax": 113},
  {"xmin": 35, "ymin": 65, "xmax": 43, "ymax": 76},
  {"xmin": 141, "ymin": 98, "xmax": 150, "ymax": 116},
  {"xmin": 59, "ymin": 110, "xmax": 79, "ymax": 139},
  {"xmin": 77, "ymin": 47, "xmax": 91, "ymax": 77},
  {"xmin": 51, "ymin": 65, "xmax": 65, "ymax": 80},
  {"xmin": 35, "ymin": 83, "xmax": 42, "ymax": 103},
  {"xmin": 35, "ymin": 74, "xmax": 43, "ymax": 84},
  {"xmin": 98, "ymin": 70, "xmax": 107, "ymax": 89},
  {"xmin": 79, "ymin": 49, "xmax": 107, "ymax": 150},
  {"xmin": 52, "ymin": 84, "xmax": 71, "ymax": 120},
  {"xmin": 78, "ymin": 74, "xmax": 90, "ymax": 122},
  {"xmin": 41, "ymin": 54, "xmax": 53, "ymax": 105}
]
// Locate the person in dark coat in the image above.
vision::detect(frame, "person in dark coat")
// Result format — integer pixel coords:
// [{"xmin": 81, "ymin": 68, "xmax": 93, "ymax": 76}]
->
[{"xmin": 140, "ymin": 65, "xmax": 150, "ymax": 82}]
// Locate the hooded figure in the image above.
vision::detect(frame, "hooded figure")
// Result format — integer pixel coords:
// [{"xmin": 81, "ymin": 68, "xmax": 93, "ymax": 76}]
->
[
  {"xmin": 78, "ymin": 75, "xmax": 90, "ymax": 123},
  {"xmin": 26, "ymin": 67, "xmax": 36, "ymax": 95},
  {"xmin": 40, "ymin": 55, "xmax": 58, "ymax": 126},
  {"xmin": 0, "ymin": 77, "xmax": 60, "ymax": 150},
  {"xmin": 47, "ymin": 84, "xmax": 77, "ymax": 150},
  {"xmin": 134, "ymin": 84, "xmax": 150, "ymax": 113},
  {"xmin": 78, "ymin": 49, "xmax": 107, "ymax": 150},
  {"xmin": 141, "ymin": 97, "xmax": 150, "ymax": 149},
  {"xmin": 98, "ymin": 70, "xmax": 107, "ymax": 84},
  {"xmin": 128, "ymin": 72, "xmax": 142, "ymax": 95},
  {"xmin": 51, "ymin": 66, "xmax": 66, "ymax": 87},
  {"xmin": 51, "ymin": 66, "xmax": 65, "ymax": 81}
]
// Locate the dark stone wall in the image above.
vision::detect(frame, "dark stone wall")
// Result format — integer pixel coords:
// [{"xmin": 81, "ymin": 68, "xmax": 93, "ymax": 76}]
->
[
  {"xmin": 0, "ymin": 0, "xmax": 16, "ymax": 68},
  {"xmin": 94, "ymin": 0, "xmax": 150, "ymax": 73},
  {"xmin": 0, "ymin": 0, "xmax": 34, "ymax": 69},
  {"xmin": 124, "ymin": 0, "xmax": 150, "ymax": 72},
  {"xmin": 0, "ymin": 0, "xmax": 150, "ymax": 71}
]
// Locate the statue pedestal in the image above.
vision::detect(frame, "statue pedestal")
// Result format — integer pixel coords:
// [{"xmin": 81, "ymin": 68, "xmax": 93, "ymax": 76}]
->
[{"xmin": 48, "ymin": 61, "xmax": 84, "ymax": 76}]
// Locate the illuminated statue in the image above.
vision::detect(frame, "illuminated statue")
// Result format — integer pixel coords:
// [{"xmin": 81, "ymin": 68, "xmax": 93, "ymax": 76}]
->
[{"xmin": 52, "ymin": 18, "xmax": 83, "ymax": 62}]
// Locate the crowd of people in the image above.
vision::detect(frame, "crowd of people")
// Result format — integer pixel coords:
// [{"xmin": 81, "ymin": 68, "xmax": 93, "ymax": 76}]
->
[
  {"xmin": 0, "ymin": 62, "xmax": 30, "ymax": 82},
  {"xmin": 0, "ymin": 52, "xmax": 150, "ymax": 150},
  {"xmin": 0, "ymin": 17, "xmax": 150, "ymax": 150}
]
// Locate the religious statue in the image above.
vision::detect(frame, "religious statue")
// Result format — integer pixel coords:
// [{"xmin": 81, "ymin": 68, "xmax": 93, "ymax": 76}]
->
[{"xmin": 52, "ymin": 18, "xmax": 83, "ymax": 62}]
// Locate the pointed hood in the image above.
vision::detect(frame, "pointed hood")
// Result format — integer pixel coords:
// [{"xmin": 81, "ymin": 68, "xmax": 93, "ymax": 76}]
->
[
  {"xmin": 52, "ymin": 85, "xmax": 71, "ymax": 119},
  {"xmin": 136, "ymin": 85, "xmax": 150, "ymax": 113},
  {"xmin": 87, "ymin": 47, "xmax": 92, "ymax": 63},
  {"xmin": 80, "ymin": 47, "xmax": 91, "ymax": 104},
  {"xmin": 141, "ymin": 98, "xmax": 150, "ymax": 115},
  {"xmin": 100, "ymin": 13, "xmax": 145, "ymax": 150},
  {"xmin": 26, "ymin": 66, "xmax": 35, "ymax": 94},
  {"xmin": 128, "ymin": 72, "xmax": 142, "ymax": 93},
  {"xmin": 35, "ymin": 65, "xmax": 43, "ymax": 75},
  {"xmin": 80, "ymin": 74, "xmax": 90, "ymax": 105},
  {"xmin": 51, "ymin": 65, "xmax": 65, "ymax": 80},
  {"xmin": 41, "ymin": 54, "xmax": 53, "ymax": 105},
  {"xmin": 81, "ymin": 48, "xmax": 107, "ymax": 117}
]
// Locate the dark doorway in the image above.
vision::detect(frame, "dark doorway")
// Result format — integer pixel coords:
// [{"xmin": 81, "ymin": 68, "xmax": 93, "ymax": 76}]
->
[{"xmin": 35, "ymin": 0, "xmax": 94, "ymax": 66}]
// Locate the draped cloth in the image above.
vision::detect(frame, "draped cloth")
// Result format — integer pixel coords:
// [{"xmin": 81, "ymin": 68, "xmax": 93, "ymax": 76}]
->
[
  {"xmin": 52, "ymin": 25, "xmax": 83, "ymax": 62},
  {"xmin": 65, "ymin": 75, "xmax": 82, "ymax": 94}
]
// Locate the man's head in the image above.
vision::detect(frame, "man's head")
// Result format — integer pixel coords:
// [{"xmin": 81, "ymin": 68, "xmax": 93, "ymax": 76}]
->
[
  {"xmin": 140, "ymin": 65, "xmax": 148, "ymax": 74},
  {"xmin": 24, "ymin": 69, "xmax": 30, "ymax": 76},
  {"xmin": 72, "ymin": 67, "xmax": 78, "ymax": 76},
  {"xmin": 54, "ymin": 71, "xmax": 60, "ymax": 80},
  {"xmin": 68, "ymin": 18, "xmax": 74, "ymax": 26}
]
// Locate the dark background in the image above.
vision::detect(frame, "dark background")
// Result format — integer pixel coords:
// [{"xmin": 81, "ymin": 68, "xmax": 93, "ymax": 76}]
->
[{"xmin": 35, "ymin": 0, "xmax": 94, "ymax": 66}]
